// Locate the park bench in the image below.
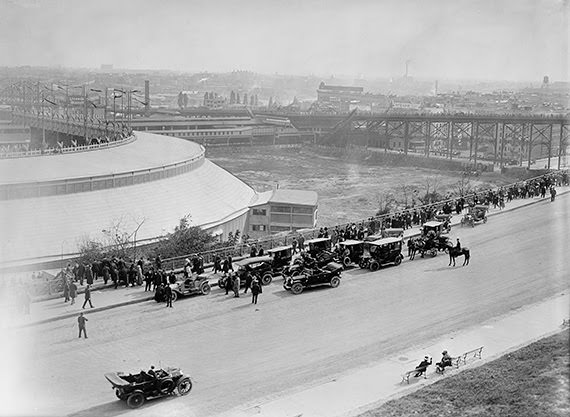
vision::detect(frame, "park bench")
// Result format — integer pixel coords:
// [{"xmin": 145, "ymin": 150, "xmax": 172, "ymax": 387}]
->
[
  {"xmin": 436, "ymin": 346, "xmax": 484, "ymax": 375},
  {"xmin": 401, "ymin": 363, "xmax": 430, "ymax": 384}
]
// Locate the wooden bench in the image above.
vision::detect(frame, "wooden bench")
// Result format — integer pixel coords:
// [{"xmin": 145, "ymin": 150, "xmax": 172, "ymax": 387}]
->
[
  {"xmin": 436, "ymin": 346, "xmax": 484, "ymax": 374},
  {"xmin": 401, "ymin": 364, "xmax": 430, "ymax": 384}
]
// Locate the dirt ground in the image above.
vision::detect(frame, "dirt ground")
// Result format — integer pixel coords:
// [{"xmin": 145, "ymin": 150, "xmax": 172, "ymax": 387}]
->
[{"xmin": 207, "ymin": 146, "xmax": 509, "ymax": 226}]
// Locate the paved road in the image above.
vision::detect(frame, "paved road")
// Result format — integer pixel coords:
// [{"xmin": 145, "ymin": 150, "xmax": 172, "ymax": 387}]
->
[{"xmin": 2, "ymin": 193, "xmax": 568, "ymax": 417}]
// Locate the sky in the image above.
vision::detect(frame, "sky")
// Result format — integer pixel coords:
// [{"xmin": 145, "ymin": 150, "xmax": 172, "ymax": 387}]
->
[{"xmin": 0, "ymin": 0, "xmax": 568, "ymax": 82}]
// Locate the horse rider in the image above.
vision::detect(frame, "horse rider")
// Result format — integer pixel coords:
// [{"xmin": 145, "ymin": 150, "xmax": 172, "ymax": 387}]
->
[{"xmin": 455, "ymin": 238, "xmax": 461, "ymax": 251}]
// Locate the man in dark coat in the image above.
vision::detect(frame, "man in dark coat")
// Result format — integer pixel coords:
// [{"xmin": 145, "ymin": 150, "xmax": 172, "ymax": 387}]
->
[
  {"xmin": 85, "ymin": 264, "xmax": 94, "ymax": 285},
  {"xmin": 77, "ymin": 263, "xmax": 85, "ymax": 285},
  {"xmin": 414, "ymin": 355, "xmax": 432, "ymax": 377},
  {"xmin": 78, "ymin": 313, "xmax": 88, "ymax": 338},
  {"xmin": 243, "ymin": 270, "xmax": 253, "ymax": 294},
  {"xmin": 69, "ymin": 280, "xmax": 77, "ymax": 305},
  {"xmin": 82, "ymin": 284, "xmax": 93, "ymax": 309},
  {"xmin": 251, "ymin": 277, "xmax": 262, "ymax": 304},
  {"xmin": 164, "ymin": 284, "xmax": 173, "ymax": 308}
]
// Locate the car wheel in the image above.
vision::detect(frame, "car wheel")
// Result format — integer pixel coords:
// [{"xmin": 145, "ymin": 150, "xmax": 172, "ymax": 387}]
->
[
  {"xmin": 342, "ymin": 257, "xmax": 351, "ymax": 267},
  {"xmin": 261, "ymin": 273, "xmax": 273, "ymax": 286},
  {"xmin": 217, "ymin": 279, "xmax": 224, "ymax": 288},
  {"xmin": 200, "ymin": 282, "xmax": 211, "ymax": 295},
  {"xmin": 171, "ymin": 291, "xmax": 178, "ymax": 302},
  {"xmin": 359, "ymin": 260, "xmax": 367, "ymax": 269},
  {"xmin": 369, "ymin": 261, "xmax": 379, "ymax": 271},
  {"xmin": 394, "ymin": 256, "xmax": 402, "ymax": 266},
  {"xmin": 176, "ymin": 378, "xmax": 193, "ymax": 396},
  {"xmin": 158, "ymin": 378, "xmax": 175, "ymax": 394},
  {"xmin": 330, "ymin": 276, "xmax": 340, "ymax": 288},
  {"xmin": 115, "ymin": 389, "xmax": 126, "ymax": 400},
  {"xmin": 291, "ymin": 283, "xmax": 303, "ymax": 295},
  {"xmin": 430, "ymin": 248, "xmax": 437, "ymax": 257},
  {"xmin": 126, "ymin": 392, "xmax": 145, "ymax": 409}
]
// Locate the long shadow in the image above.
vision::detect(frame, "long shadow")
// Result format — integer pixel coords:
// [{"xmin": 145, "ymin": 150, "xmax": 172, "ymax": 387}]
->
[{"xmin": 67, "ymin": 394, "xmax": 179, "ymax": 417}]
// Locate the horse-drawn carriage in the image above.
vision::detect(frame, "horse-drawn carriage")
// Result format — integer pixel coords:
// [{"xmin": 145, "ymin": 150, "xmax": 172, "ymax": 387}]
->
[
  {"xmin": 461, "ymin": 205, "xmax": 489, "ymax": 227},
  {"xmin": 409, "ymin": 221, "xmax": 450, "ymax": 258},
  {"xmin": 359, "ymin": 237, "xmax": 404, "ymax": 271}
]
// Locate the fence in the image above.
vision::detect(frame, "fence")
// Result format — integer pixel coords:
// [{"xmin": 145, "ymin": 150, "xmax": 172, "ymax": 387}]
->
[{"xmin": 160, "ymin": 170, "xmax": 565, "ymax": 271}]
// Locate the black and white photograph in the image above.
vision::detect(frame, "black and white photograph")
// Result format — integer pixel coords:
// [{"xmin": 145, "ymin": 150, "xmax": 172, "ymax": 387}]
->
[{"xmin": 0, "ymin": 0, "xmax": 568, "ymax": 416}]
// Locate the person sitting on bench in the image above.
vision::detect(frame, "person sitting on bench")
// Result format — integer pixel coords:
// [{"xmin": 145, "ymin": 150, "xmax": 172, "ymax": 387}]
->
[
  {"xmin": 414, "ymin": 355, "xmax": 432, "ymax": 377},
  {"xmin": 436, "ymin": 350, "xmax": 453, "ymax": 372}
]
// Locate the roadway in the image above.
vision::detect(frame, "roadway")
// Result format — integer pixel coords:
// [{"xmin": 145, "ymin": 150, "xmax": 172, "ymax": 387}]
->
[{"xmin": 2, "ymin": 193, "xmax": 568, "ymax": 417}]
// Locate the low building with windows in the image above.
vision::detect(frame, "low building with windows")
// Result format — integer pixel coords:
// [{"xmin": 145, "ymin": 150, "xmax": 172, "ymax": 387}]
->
[{"xmin": 246, "ymin": 189, "xmax": 318, "ymax": 238}]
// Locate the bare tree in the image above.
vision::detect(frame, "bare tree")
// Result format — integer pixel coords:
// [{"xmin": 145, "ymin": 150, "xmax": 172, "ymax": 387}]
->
[
  {"xmin": 376, "ymin": 191, "xmax": 397, "ymax": 216},
  {"xmin": 419, "ymin": 175, "xmax": 443, "ymax": 204},
  {"xmin": 398, "ymin": 183, "xmax": 415, "ymax": 208}
]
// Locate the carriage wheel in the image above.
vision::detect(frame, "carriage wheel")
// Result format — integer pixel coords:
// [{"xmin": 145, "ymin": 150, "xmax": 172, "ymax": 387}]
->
[
  {"xmin": 342, "ymin": 257, "xmax": 351, "ymax": 268},
  {"xmin": 330, "ymin": 276, "xmax": 340, "ymax": 288},
  {"xmin": 430, "ymin": 248, "xmax": 437, "ymax": 257}
]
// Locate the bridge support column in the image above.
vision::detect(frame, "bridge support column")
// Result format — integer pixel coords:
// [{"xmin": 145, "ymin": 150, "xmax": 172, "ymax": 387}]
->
[
  {"xmin": 547, "ymin": 125, "xmax": 553, "ymax": 169},
  {"xmin": 528, "ymin": 124, "xmax": 534, "ymax": 169},
  {"xmin": 558, "ymin": 123, "xmax": 564, "ymax": 170},
  {"xmin": 424, "ymin": 122, "xmax": 431, "ymax": 157}
]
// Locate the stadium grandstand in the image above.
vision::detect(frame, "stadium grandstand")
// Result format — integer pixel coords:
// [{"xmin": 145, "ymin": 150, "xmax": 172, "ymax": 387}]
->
[{"xmin": 0, "ymin": 131, "xmax": 258, "ymax": 269}]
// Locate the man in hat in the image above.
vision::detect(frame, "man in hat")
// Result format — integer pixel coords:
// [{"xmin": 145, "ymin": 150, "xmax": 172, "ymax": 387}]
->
[
  {"xmin": 414, "ymin": 355, "xmax": 432, "ymax": 377},
  {"xmin": 78, "ymin": 313, "xmax": 88, "ymax": 338},
  {"xmin": 82, "ymin": 284, "xmax": 94, "ymax": 309},
  {"xmin": 436, "ymin": 350, "xmax": 453, "ymax": 373},
  {"xmin": 455, "ymin": 238, "xmax": 461, "ymax": 252}
]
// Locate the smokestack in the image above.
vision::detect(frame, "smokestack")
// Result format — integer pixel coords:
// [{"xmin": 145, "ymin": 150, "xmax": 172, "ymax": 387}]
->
[{"xmin": 144, "ymin": 80, "xmax": 150, "ymax": 111}]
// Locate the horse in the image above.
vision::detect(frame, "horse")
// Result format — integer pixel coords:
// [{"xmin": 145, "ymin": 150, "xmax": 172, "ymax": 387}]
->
[
  {"xmin": 447, "ymin": 245, "xmax": 470, "ymax": 266},
  {"xmin": 408, "ymin": 237, "xmax": 421, "ymax": 260}
]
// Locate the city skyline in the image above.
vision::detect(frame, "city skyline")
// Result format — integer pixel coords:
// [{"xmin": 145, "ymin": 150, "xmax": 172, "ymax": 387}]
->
[{"xmin": 0, "ymin": 0, "xmax": 568, "ymax": 82}]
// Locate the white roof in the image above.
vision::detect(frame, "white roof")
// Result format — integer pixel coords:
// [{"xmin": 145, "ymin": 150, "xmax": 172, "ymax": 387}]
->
[
  {"xmin": 423, "ymin": 221, "xmax": 443, "ymax": 227},
  {"xmin": 0, "ymin": 159, "xmax": 255, "ymax": 263},
  {"xmin": 368, "ymin": 237, "xmax": 402, "ymax": 246},
  {"xmin": 0, "ymin": 131, "xmax": 202, "ymax": 184}
]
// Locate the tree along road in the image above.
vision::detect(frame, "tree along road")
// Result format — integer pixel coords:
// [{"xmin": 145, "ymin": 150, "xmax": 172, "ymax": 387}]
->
[{"xmin": 2, "ymin": 194, "xmax": 568, "ymax": 417}]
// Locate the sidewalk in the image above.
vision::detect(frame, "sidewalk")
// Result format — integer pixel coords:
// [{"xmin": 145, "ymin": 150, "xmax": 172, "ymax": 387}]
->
[
  {"xmin": 4, "ymin": 186, "xmax": 568, "ymax": 329},
  {"xmin": 220, "ymin": 293, "xmax": 570, "ymax": 417}
]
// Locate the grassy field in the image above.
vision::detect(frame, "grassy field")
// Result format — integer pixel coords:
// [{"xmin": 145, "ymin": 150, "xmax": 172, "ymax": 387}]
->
[
  {"xmin": 358, "ymin": 329, "xmax": 570, "ymax": 417},
  {"xmin": 207, "ymin": 145, "xmax": 512, "ymax": 226}
]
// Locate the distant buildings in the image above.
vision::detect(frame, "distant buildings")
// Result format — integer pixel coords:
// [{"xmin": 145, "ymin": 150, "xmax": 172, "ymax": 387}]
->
[{"xmin": 317, "ymin": 82, "xmax": 364, "ymax": 113}]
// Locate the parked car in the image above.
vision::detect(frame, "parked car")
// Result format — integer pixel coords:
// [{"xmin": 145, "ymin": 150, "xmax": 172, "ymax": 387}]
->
[
  {"xmin": 337, "ymin": 239, "xmax": 364, "ymax": 267},
  {"xmin": 217, "ymin": 255, "xmax": 273, "ymax": 288},
  {"xmin": 359, "ymin": 237, "xmax": 404, "ymax": 271},
  {"xmin": 169, "ymin": 275, "xmax": 211, "ymax": 301},
  {"xmin": 283, "ymin": 262, "xmax": 343, "ymax": 295},
  {"xmin": 105, "ymin": 366, "xmax": 192, "ymax": 409}
]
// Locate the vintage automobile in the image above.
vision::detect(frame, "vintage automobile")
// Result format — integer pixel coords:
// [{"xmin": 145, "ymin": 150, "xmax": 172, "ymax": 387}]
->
[
  {"xmin": 421, "ymin": 221, "xmax": 446, "ymax": 238},
  {"xmin": 283, "ymin": 261, "xmax": 343, "ymax": 295},
  {"xmin": 304, "ymin": 237, "xmax": 332, "ymax": 256},
  {"xmin": 169, "ymin": 275, "xmax": 211, "ymax": 301},
  {"xmin": 381, "ymin": 228, "xmax": 405, "ymax": 238},
  {"xmin": 461, "ymin": 204, "xmax": 489, "ymax": 227},
  {"xmin": 359, "ymin": 237, "xmax": 404, "ymax": 271},
  {"xmin": 105, "ymin": 366, "xmax": 192, "ymax": 409},
  {"xmin": 217, "ymin": 255, "xmax": 273, "ymax": 288},
  {"xmin": 337, "ymin": 239, "xmax": 365, "ymax": 267},
  {"xmin": 434, "ymin": 214, "xmax": 452, "ymax": 233}
]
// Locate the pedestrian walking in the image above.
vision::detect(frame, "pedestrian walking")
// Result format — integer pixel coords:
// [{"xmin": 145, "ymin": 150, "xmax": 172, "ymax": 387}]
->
[
  {"xmin": 69, "ymin": 280, "xmax": 77, "ymax": 305},
  {"xmin": 251, "ymin": 277, "xmax": 262, "ymax": 304},
  {"xmin": 243, "ymin": 271, "xmax": 253, "ymax": 294},
  {"xmin": 78, "ymin": 313, "xmax": 88, "ymax": 338},
  {"xmin": 82, "ymin": 284, "xmax": 94, "ymax": 309},
  {"xmin": 164, "ymin": 284, "xmax": 173, "ymax": 308}
]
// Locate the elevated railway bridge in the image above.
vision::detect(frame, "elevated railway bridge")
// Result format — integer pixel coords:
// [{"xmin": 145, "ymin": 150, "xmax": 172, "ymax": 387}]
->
[{"xmin": 263, "ymin": 112, "xmax": 570, "ymax": 170}]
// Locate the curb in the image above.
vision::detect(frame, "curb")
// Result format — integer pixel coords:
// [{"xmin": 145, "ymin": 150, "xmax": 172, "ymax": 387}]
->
[{"xmin": 18, "ymin": 189, "xmax": 569, "ymax": 328}]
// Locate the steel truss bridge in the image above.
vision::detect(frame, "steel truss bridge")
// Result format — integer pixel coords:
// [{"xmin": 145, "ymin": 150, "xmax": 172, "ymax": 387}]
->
[{"xmin": 281, "ymin": 112, "xmax": 569, "ymax": 170}]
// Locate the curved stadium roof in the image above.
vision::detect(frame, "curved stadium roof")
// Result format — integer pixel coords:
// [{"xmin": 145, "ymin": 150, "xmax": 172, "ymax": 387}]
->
[{"xmin": 0, "ymin": 132, "xmax": 256, "ymax": 264}]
